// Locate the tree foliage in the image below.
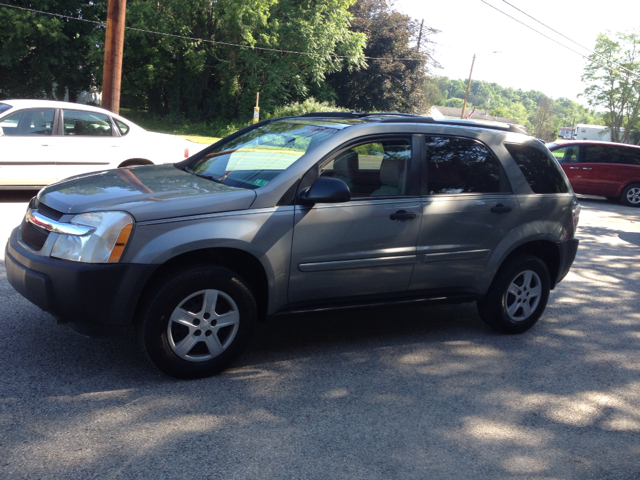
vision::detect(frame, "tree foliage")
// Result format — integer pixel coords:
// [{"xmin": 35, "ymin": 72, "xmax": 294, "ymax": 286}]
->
[
  {"xmin": 0, "ymin": 0, "xmax": 435, "ymax": 123},
  {"xmin": 121, "ymin": 0, "xmax": 366, "ymax": 121},
  {"xmin": 0, "ymin": 0, "xmax": 105, "ymax": 100},
  {"xmin": 582, "ymin": 30, "xmax": 640, "ymax": 143},
  {"xmin": 432, "ymin": 77, "xmax": 601, "ymax": 139},
  {"xmin": 326, "ymin": 0, "xmax": 437, "ymax": 113}
]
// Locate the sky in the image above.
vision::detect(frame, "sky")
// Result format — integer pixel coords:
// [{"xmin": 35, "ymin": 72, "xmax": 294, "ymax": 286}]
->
[{"xmin": 395, "ymin": 0, "xmax": 640, "ymax": 106}]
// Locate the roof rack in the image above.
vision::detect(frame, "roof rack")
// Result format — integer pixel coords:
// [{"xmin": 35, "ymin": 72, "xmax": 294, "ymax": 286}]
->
[
  {"xmin": 296, "ymin": 111, "xmax": 422, "ymax": 119},
  {"xmin": 294, "ymin": 112, "xmax": 529, "ymax": 135}
]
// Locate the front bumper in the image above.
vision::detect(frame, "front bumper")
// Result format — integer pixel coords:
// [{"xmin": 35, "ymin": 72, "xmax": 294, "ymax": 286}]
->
[{"xmin": 6, "ymin": 227, "xmax": 156, "ymax": 336}]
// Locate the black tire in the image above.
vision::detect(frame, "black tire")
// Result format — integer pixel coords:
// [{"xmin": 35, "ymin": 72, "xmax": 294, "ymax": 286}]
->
[
  {"xmin": 621, "ymin": 183, "xmax": 640, "ymax": 207},
  {"xmin": 138, "ymin": 265, "xmax": 257, "ymax": 379},
  {"xmin": 477, "ymin": 254, "xmax": 550, "ymax": 334}
]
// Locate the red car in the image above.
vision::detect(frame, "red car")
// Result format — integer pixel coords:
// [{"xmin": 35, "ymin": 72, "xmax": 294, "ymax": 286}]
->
[{"xmin": 547, "ymin": 140, "xmax": 640, "ymax": 207}]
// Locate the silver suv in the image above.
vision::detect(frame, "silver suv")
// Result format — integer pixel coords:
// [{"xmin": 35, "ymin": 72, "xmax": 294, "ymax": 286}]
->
[{"xmin": 6, "ymin": 113, "xmax": 580, "ymax": 378}]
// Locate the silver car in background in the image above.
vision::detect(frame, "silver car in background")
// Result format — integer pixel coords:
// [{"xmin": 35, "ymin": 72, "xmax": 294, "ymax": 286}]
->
[{"xmin": 5, "ymin": 113, "xmax": 580, "ymax": 378}]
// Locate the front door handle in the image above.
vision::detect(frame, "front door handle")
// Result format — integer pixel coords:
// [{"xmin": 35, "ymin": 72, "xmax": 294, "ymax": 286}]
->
[
  {"xmin": 390, "ymin": 210, "xmax": 416, "ymax": 221},
  {"xmin": 582, "ymin": 167, "xmax": 592, "ymax": 170},
  {"xmin": 491, "ymin": 204, "xmax": 512, "ymax": 214},
  {"xmin": 569, "ymin": 166, "xmax": 580, "ymax": 169}
]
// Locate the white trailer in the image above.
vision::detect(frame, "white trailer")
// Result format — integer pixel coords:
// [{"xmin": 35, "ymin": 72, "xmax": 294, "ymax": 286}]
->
[{"xmin": 574, "ymin": 124, "xmax": 611, "ymax": 141}]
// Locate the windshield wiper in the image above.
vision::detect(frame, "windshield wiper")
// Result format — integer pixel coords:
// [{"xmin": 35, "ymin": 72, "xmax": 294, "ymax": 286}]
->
[{"xmin": 185, "ymin": 167, "xmax": 225, "ymax": 184}]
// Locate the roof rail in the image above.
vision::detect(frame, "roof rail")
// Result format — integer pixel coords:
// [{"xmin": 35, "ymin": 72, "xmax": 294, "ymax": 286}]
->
[
  {"xmin": 296, "ymin": 111, "xmax": 422, "ymax": 119},
  {"xmin": 294, "ymin": 112, "xmax": 529, "ymax": 135},
  {"xmin": 378, "ymin": 117, "xmax": 529, "ymax": 135}
]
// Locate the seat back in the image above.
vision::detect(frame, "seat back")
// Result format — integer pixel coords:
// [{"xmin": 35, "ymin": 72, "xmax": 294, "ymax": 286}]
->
[{"xmin": 370, "ymin": 156, "xmax": 406, "ymax": 196}]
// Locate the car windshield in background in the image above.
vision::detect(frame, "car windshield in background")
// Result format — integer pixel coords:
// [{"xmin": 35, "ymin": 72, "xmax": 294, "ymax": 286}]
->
[{"xmin": 188, "ymin": 120, "xmax": 340, "ymax": 189}]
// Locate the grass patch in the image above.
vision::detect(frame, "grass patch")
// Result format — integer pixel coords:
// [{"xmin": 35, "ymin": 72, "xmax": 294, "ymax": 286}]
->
[
  {"xmin": 179, "ymin": 135, "xmax": 220, "ymax": 145},
  {"xmin": 119, "ymin": 108, "xmax": 248, "ymax": 138}
]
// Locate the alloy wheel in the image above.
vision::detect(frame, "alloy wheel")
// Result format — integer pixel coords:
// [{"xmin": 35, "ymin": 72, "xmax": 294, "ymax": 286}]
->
[{"xmin": 167, "ymin": 289, "xmax": 240, "ymax": 362}]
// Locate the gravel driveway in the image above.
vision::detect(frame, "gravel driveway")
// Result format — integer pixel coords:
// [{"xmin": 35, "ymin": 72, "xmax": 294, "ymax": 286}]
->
[{"xmin": 1, "ymin": 192, "xmax": 639, "ymax": 479}]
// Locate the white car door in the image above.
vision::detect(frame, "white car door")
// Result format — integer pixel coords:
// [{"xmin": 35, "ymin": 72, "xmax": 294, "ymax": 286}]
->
[{"xmin": 0, "ymin": 108, "xmax": 57, "ymax": 187}]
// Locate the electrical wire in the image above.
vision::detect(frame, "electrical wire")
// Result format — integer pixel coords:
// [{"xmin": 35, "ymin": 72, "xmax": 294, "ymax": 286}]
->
[
  {"xmin": 0, "ymin": 2, "xmax": 424, "ymax": 63},
  {"xmin": 499, "ymin": 0, "xmax": 640, "ymax": 80},
  {"xmin": 480, "ymin": 0, "xmax": 640, "ymax": 81}
]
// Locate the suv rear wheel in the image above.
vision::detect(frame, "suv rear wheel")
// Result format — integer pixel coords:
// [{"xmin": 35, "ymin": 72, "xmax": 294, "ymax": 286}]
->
[
  {"xmin": 138, "ymin": 265, "xmax": 257, "ymax": 379},
  {"xmin": 477, "ymin": 254, "xmax": 550, "ymax": 334}
]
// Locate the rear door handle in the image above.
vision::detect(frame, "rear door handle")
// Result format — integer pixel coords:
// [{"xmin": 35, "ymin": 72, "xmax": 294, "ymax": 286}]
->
[
  {"xmin": 569, "ymin": 166, "xmax": 580, "ymax": 169},
  {"xmin": 491, "ymin": 204, "xmax": 512, "ymax": 214},
  {"xmin": 582, "ymin": 167, "xmax": 592, "ymax": 170},
  {"xmin": 390, "ymin": 210, "xmax": 416, "ymax": 221}
]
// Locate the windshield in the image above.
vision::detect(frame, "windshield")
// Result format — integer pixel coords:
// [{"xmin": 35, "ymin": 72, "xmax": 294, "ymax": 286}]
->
[{"xmin": 188, "ymin": 120, "xmax": 340, "ymax": 189}]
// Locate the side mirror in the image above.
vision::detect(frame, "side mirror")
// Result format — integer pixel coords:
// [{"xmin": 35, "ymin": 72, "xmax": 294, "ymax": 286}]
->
[{"xmin": 298, "ymin": 177, "xmax": 351, "ymax": 205}]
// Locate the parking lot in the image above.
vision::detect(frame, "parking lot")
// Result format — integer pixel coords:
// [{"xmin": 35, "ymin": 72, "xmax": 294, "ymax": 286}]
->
[{"xmin": 1, "ymin": 191, "xmax": 639, "ymax": 479}]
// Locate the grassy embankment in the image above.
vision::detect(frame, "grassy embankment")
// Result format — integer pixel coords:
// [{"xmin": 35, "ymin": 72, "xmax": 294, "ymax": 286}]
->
[{"xmin": 119, "ymin": 108, "xmax": 250, "ymax": 145}]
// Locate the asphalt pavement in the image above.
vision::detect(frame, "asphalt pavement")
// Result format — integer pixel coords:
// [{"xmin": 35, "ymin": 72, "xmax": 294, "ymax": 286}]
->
[{"xmin": 1, "ymin": 192, "xmax": 639, "ymax": 479}]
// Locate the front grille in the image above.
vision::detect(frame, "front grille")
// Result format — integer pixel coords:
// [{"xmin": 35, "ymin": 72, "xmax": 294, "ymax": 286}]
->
[
  {"xmin": 21, "ymin": 219, "xmax": 49, "ymax": 251},
  {"xmin": 36, "ymin": 202, "xmax": 64, "ymax": 221}
]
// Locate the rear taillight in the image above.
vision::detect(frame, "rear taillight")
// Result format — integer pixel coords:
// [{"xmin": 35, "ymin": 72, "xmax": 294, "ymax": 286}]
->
[
  {"xmin": 184, "ymin": 148, "xmax": 189, "ymax": 158},
  {"xmin": 572, "ymin": 203, "xmax": 581, "ymax": 230}
]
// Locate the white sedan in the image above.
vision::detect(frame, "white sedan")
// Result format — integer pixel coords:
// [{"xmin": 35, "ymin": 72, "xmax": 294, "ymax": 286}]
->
[{"xmin": 0, "ymin": 99, "xmax": 206, "ymax": 189}]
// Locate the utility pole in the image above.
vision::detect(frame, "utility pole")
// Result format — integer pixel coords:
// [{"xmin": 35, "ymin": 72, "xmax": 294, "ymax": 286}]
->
[
  {"xmin": 102, "ymin": 0, "xmax": 127, "ymax": 114},
  {"xmin": 460, "ymin": 54, "xmax": 476, "ymax": 119},
  {"xmin": 416, "ymin": 19, "xmax": 424, "ymax": 52}
]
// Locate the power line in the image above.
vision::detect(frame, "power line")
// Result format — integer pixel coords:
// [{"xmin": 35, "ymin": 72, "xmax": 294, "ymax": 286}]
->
[
  {"xmin": 479, "ymin": 0, "xmax": 640, "ymax": 81},
  {"xmin": 499, "ymin": 0, "xmax": 640, "ymax": 80},
  {"xmin": 0, "ymin": 2, "xmax": 424, "ymax": 63}
]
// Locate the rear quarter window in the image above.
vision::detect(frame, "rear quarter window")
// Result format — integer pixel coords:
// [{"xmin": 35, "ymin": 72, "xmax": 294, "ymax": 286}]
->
[
  {"xmin": 0, "ymin": 103, "xmax": 12, "ymax": 115},
  {"xmin": 505, "ymin": 143, "xmax": 569, "ymax": 194}
]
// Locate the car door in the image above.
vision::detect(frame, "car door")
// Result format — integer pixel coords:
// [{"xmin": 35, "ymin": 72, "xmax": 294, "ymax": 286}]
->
[
  {"xmin": 288, "ymin": 136, "xmax": 422, "ymax": 304},
  {"xmin": 53, "ymin": 109, "xmax": 119, "ymax": 181},
  {"xmin": 0, "ymin": 108, "xmax": 57, "ymax": 187},
  {"xmin": 409, "ymin": 135, "xmax": 521, "ymax": 294},
  {"xmin": 578, "ymin": 143, "xmax": 610, "ymax": 195},
  {"xmin": 550, "ymin": 144, "xmax": 585, "ymax": 192}
]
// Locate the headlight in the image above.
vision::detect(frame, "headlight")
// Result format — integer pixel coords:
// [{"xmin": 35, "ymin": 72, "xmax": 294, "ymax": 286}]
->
[{"xmin": 51, "ymin": 211, "xmax": 134, "ymax": 263}]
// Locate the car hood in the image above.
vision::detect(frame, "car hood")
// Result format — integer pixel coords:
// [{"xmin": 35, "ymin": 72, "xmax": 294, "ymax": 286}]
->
[{"xmin": 37, "ymin": 164, "xmax": 257, "ymax": 222}]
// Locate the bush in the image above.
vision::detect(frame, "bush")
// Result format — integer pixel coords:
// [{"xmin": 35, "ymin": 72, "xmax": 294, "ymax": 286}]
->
[
  {"xmin": 120, "ymin": 98, "xmax": 350, "ymax": 139},
  {"xmin": 266, "ymin": 98, "xmax": 349, "ymax": 119}
]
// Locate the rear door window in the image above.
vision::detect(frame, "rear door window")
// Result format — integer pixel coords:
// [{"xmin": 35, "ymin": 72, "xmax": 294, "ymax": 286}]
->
[
  {"xmin": 583, "ymin": 144, "xmax": 608, "ymax": 163},
  {"xmin": 62, "ymin": 110, "xmax": 113, "ymax": 136},
  {"xmin": 425, "ymin": 136, "xmax": 504, "ymax": 194}
]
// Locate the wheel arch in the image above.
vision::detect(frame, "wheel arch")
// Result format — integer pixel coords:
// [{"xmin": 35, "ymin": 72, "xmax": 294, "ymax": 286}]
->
[
  {"xmin": 500, "ymin": 240, "xmax": 561, "ymax": 289},
  {"xmin": 136, "ymin": 247, "xmax": 270, "ymax": 323},
  {"xmin": 118, "ymin": 158, "xmax": 154, "ymax": 168}
]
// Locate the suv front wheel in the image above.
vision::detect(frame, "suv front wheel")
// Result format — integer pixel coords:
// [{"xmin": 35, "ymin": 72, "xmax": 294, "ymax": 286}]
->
[
  {"xmin": 138, "ymin": 265, "xmax": 257, "ymax": 379},
  {"xmin": 477, "ymin": 254, "xmax": 550, "ymax": 334}
]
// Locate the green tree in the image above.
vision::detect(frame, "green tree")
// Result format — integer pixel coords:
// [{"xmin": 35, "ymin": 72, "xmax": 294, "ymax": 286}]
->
[
  {"xmin": 326, "ymin": 0, "xmax": 437, "ymax": 113},
  {"xmin": 582, "ymin": 30, "xmax": 640, "ymax": 143},
  {"xmin": 532, "ymin": 96, "xmax": 556, "ymax": 141},
  {"xmin": 0, "ymin": 1, "xmax": 104, "ymax": 100},
  {"xmin": 121, "ymin": 0, "xmax": 365, "ymax": 121}
]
